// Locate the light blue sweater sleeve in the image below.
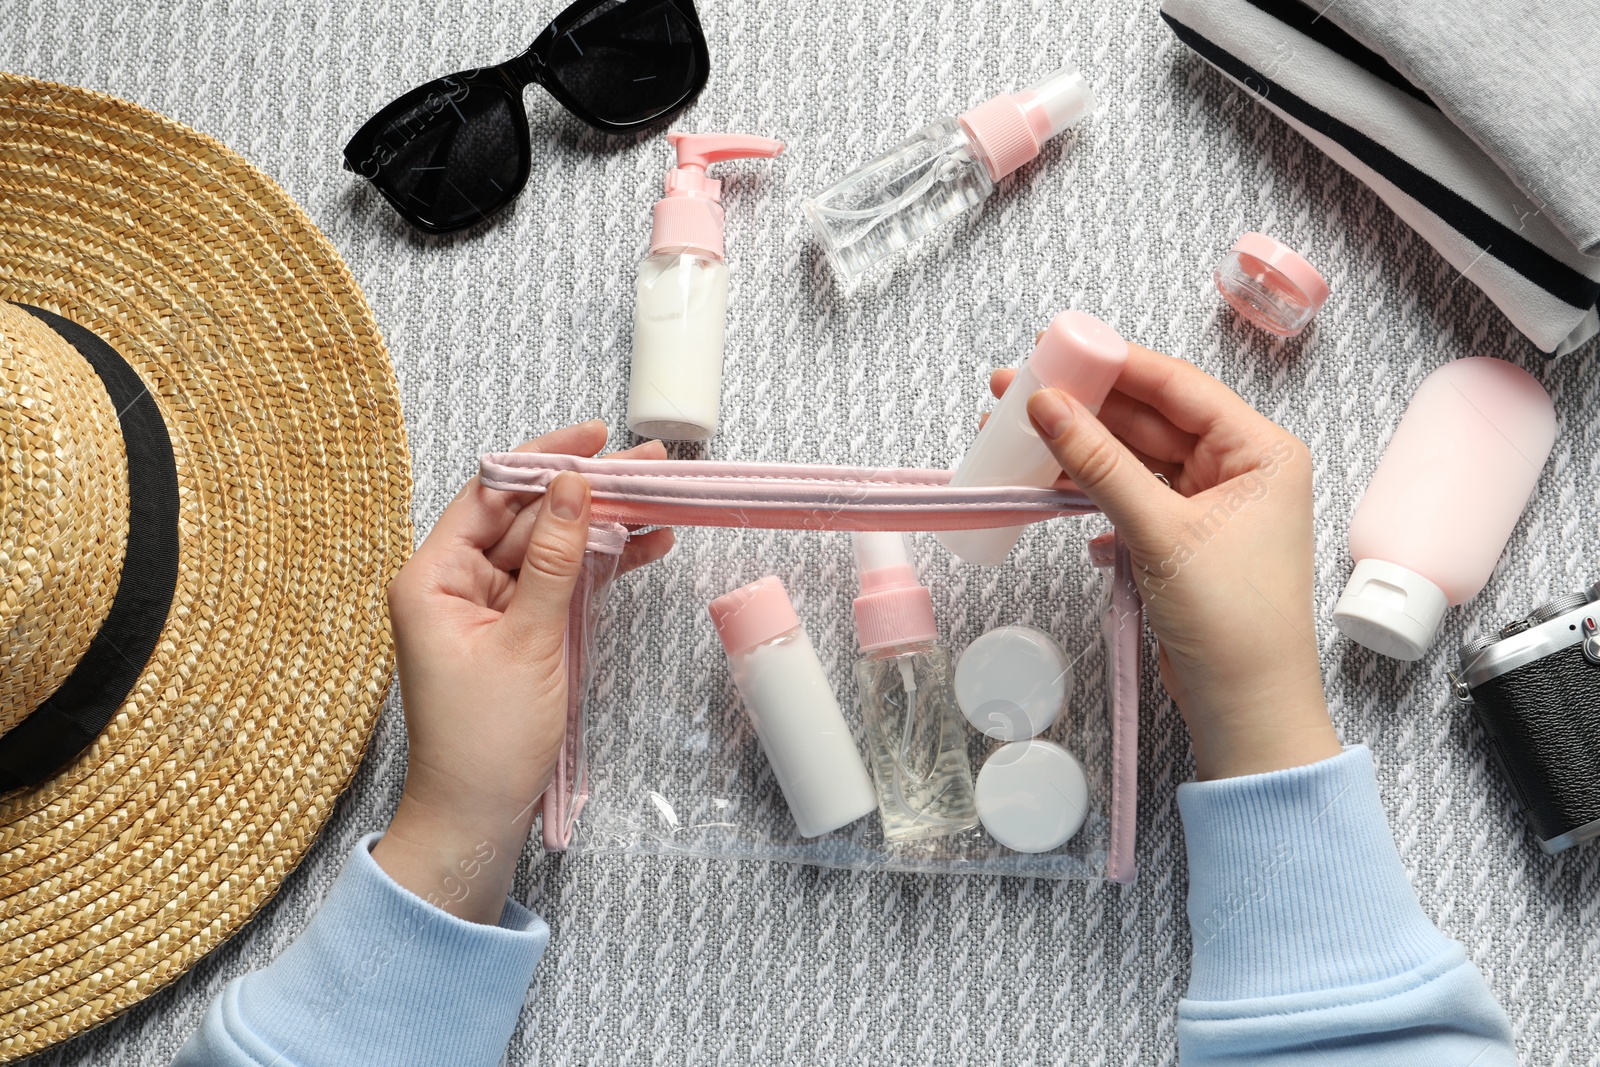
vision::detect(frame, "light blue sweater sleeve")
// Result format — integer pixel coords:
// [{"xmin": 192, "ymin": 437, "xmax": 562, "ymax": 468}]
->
[
  {"xmin": 173, "ymin": 832, "xmax": 547, "ymax": 1067},
  {"xmin": 1176, "ymin": 745, "xmax": 1516, "ymax": 1065}
]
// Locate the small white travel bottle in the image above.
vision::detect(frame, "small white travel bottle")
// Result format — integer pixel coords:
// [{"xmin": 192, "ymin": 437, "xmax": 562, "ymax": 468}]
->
[
  {"xmin": 938, "ymin": 311, "xmax": 1129, "ymax": 566},
  {"xmin": 708, "ymin": 576, "xmax": 877, "ymax": 838},
  {"xmin": 627, "ymin": 131, "xmax": 785, "ymax": 442},
  {"xmin": 802, "ymin": 63, "xmax": 1092, "ymax": 283},
  {"xmin": 850, "ymin": 531, "xmax": 979, "ymax": 842}
]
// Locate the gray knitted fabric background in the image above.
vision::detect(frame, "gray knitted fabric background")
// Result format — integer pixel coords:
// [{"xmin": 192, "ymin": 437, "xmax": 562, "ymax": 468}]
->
[{"xmin": 8, "ymin": 0, "xmax": 1600, "ymax": 1064}]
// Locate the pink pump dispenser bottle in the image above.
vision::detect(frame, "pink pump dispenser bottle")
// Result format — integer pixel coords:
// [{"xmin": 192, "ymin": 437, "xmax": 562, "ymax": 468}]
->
[
  {"xmin": 938, "ymin": 311, "xmax": 1128, "ymax": 566},
  {"xmin": 628, "ymin": 132, "xmax": 784, "ymax": 442},
  {"xmin": 801, "ymin": 63, "xmax": 1092, "ymax": 283},
  {"xmin": 1333, "ymin": 358, "xmax": 1556, "ymax": 660},
  {"xmin": 850, "ymin": 532, "xmax": 979, "ymax": 842}
]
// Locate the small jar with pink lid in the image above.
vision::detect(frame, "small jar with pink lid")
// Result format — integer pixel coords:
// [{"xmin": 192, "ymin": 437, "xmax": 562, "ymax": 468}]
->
[{"xmin": 1213, "ymin": 232, "xmax": 1330, "ymax": 337}]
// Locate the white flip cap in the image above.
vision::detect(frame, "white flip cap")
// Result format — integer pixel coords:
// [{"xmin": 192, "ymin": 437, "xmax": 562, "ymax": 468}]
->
[
  {"xmin": 1333, "ymin": 558, "xmax": 1449, "ymax": 661},
  {"xmin": 954, "ymin": 626, "xmax": 1071, "ymax": 740},
  {"xmin": 975, "ymin": 740, "xmax": 1089, "ymax": 853}
]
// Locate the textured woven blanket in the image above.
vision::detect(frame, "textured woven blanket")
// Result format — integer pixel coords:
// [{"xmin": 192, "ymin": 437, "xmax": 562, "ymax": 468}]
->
[{"xmin": 6, "ymin": 1, "xmax": 1597, "ymax": 1064}]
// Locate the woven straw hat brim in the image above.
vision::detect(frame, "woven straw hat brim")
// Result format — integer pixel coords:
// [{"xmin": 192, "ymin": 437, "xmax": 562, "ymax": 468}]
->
[{"xmin": 0, "ymin": 74, "xmax": 412, "ymax": 1060}]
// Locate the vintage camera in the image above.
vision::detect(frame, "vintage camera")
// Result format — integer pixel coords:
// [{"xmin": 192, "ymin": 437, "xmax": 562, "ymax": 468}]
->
[{"xmin": 1452, "ymin": 586, "xmax": 1600, "ymax": 854}]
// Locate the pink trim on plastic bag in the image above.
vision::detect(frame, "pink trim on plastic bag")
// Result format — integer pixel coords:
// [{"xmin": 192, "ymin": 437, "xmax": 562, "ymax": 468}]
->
[{"xmin": 480, "ymin": 453, "xmax": 1095, "ymax": 531}]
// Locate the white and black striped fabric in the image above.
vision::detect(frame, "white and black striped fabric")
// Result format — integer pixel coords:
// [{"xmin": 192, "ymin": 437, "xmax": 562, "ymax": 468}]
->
[{"xmin": 1162, "ymin": 0, "xmax": 1600, "ymax": 357}]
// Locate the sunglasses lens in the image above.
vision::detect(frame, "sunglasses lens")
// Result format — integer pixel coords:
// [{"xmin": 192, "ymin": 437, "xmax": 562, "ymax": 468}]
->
[
  {"xmin": 354, "ymin": 80, "xmax": 524, "ymax": 232},
  {"xmin": 547, "ymin": 0, "xmax": 706, "ymax": 126}
]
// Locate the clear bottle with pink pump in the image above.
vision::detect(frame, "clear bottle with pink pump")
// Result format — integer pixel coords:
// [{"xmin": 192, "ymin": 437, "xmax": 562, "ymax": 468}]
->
[
  {"xmin": 801, "ymin": 63, "xmax": 1092, "ymax": 283},
  {"xmin": 628, "ymin": 132, "xmax": 785, "ymax": 441},
  {"xmin": 1333, "ymin": 357, "xmax": 1556, "ymax": 660},
  {"xmin": 851, "ymin": 531, "xmax": 979, "ymax": 842}
]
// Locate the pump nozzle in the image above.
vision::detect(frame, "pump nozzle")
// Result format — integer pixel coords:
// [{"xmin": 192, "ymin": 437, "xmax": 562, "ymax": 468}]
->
[
  {"xmin": 668, "ymin": 132, "xmax": 786, "ymax": 175},
  {"xmin": 650, "ymin": 130, "xmax": 785, "ymax": 258}
]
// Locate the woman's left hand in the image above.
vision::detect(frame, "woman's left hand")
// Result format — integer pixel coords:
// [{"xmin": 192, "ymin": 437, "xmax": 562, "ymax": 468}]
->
[{"xmin": 374, "ymin": 420, "xmax": 673, "ymax": 922}]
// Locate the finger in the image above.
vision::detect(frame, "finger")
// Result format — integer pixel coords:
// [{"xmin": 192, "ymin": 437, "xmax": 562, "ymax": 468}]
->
[
  {"xmin": 607, "ymin": 438, "xmax": 668, "ymax": 462},
  {"xmin": 1109, "ymin": 344, "xmax": 1261, "ymax": 437},
  {"xmin": 483, "ymin": 436, "xmax": 670, "ymax": 567},
  {"xmin": 1095, "ymin": 392, "xmax": 1199, "ymax": 465},
  {"xmin": 618, "ymin": 527, "xmax": 675, "ymax": 575},
  {"xmin": 1052, "ymin": 448, "xmax": 1182, "ymax": 493},
  {"xmin": 501, "ymin": 471, "xmax": 592, "ymax": 646},
  {"xmin": 424, "ymin": 420, "xmax": 609, "ymax": 553},
  {"xmin": 1028, "ymin": 388, "xmax": 1170, "ymax": 531},
  {"xmin": 989, "ymin": 368, "xmax": 1017, "ymax": 399}
]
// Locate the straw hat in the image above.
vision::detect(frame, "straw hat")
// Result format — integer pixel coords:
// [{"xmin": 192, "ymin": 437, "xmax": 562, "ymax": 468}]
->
[{"xmin": 0, "ymin": 73, "xmax": 412, "ymax": 1058}]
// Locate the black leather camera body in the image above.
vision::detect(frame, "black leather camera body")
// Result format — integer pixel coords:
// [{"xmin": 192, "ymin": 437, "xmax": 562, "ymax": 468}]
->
[{"xmin": 1453, "ymin": 588, "xmax": 1600, "ymax": 854}]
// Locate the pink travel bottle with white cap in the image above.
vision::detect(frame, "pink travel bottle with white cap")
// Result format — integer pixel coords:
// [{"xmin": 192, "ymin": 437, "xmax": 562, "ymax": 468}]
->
[
  {"xmin": 628, "ymin": 132, "xmax": 784, "ymax": 442},
  {"xmin": 938, "ymin": 311, "xmax": 1129, "ymax": 566},
  {"xmin": 1333, "ymin": 358, "xmax": 1556, "ymax": 660},
  {"xmin": 802, "ymin": 63, "xmax": 1093, "ymax": 283}
]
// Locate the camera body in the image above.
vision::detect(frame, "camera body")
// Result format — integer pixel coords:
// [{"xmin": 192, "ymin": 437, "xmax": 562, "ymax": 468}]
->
[{"xmin": 1453, "ymin": 586, "xmax": 1600, "ymax": 854}]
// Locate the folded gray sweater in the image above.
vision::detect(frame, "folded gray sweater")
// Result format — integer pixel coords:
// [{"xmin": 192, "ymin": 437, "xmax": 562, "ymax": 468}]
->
[{"xmin": 1323, "ymin": 0, "xmax": 1600, "ymax": 256}]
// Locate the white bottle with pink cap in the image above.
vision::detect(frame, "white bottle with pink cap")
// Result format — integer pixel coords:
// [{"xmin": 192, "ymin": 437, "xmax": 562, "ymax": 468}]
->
[
  {"xmin": 1333, "ymin": 357, "xmax": 1556, "ymax": 660},
  {"xmin": 938, "ymin": 310, "xmax": 1129, "ymax": 566},
  {"xmin": 708, "ymin": 576, "xmax": 876, "ymax": 838},
  {"xmin": 628, "ymin": 132, "xmax": 784, "ymax": 442},
  {"xmin": 801, "ymin": 63, "xmax": 1092, "ymax": 283}
]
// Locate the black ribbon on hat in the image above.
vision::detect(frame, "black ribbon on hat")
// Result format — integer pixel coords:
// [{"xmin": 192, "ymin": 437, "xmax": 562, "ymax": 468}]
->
[{"xmin": 0, "ymin": 304, "xmax": 180, "ymax": 793}]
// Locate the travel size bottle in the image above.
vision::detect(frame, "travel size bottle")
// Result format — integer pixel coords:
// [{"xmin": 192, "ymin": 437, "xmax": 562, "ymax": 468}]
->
[
  {"xmin": 628, "ymin": 132, "xmax": 785, "ymax": 441},
  {"xmin": 938, "ymin": 310, "xmax": 1129, "ymax": 566},
  {"xmin": 802, "ymin": 63, "xmax": 1092, "ymax": 283},
  {"xmin": 1333, "ymin": 357, "xmax": 1556, "ymax": 660},
  {"xmin": 850, "ymin": 532, "xmax": 979, "ymax": 842},
  {"xmin": 709, "ymin": 576, "xmax": 876, "ymax": 838}
]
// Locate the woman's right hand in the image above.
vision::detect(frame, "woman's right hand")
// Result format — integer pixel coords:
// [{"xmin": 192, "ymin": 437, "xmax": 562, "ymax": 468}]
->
[{"xmin": 991, "ymin": 343, "xmax": 1341, "ymax": 780}]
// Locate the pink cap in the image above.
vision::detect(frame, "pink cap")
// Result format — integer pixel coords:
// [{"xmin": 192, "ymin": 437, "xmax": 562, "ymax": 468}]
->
[
  {"xmin": 958, "ymin": 63, "xmax": 1093, "ymax": 181},
  {"xmin": 708, "ymin": 575, "xmax": 801, "ymax": 657},
  {"xmin": 1028, "ymin": 310, "xmax": 1129, "ymax": 414},
  {"xmin": 1229, "ymin": 232, "xmax": 1330, "ymax": 309},
  {"xmin": 650, "ymin": 131, "xmax": 785, "ymax": 259},
  {"xmin": 851, "ymin": 532, "xmax": 938, "ymax": 651}
]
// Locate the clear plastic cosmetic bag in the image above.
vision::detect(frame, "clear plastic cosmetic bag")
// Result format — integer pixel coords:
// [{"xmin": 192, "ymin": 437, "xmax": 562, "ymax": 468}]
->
[{"xmin": 481, "ymin": 453, "xmax": 1143, "ymax": 883}]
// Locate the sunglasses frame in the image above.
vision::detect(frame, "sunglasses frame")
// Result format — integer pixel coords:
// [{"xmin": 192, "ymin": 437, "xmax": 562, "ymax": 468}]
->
[{"xmin": 343, "ymin": 0, "xmax": 709, "ymax": 234}]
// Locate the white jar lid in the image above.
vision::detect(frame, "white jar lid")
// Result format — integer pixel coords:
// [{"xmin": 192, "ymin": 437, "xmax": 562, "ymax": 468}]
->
[
  {"xmin": 954, "ymin": 625, "xmax": 1071, "ymax": 740},
  {"xmin": 974, "ymin": 740, "xmax": 1089, "ymax": 853},
  {"xmin": 1333, "ymin": 558, "xmax": 1448, "ymax": 661}
]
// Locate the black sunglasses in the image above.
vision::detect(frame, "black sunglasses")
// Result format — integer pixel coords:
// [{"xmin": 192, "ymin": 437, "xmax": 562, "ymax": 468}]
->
[{"xmin": 344, "ymin": 0, "xmax": 710, "ymax": 234}]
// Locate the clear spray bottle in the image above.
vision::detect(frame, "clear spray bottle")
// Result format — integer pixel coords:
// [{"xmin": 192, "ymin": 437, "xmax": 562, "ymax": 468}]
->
[
  {"xmin": 802, "ymin": 63, "xmax": 1092, "ymax": 283},
  {"xmin": 850, "ymin": 531, "xmax": 978, "ymax": 842}
]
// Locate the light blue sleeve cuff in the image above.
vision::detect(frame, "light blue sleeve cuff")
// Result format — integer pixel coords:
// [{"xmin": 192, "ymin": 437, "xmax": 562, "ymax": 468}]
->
[
  {"xmin": 1178, "ymin": 745, "xmax": 1453, "ymax": 1002},
  {"xmin": 175, "ymin": 831, "xmax": 547, "ymax": 1067}
]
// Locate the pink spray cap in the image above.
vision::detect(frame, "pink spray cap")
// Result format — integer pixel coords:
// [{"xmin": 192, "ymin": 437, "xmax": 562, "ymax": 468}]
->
[
  {"xmin": 1028, "ymin": 310, "xmax": 1129, "ymax": 414},
  {"xmin": 708, "ymin": 575, "xmax": 802, "ymax": 657},
  {"xmin": 958, "ymin": 62, "xmax": 1093, "ymax": 182},
  {"xmin": 650, "ymin": 131, "xmax": 786, "ymax": 259},
  {"xmin": 851, "ymin": 532, "xmax": 938, "ymax": 652}
]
